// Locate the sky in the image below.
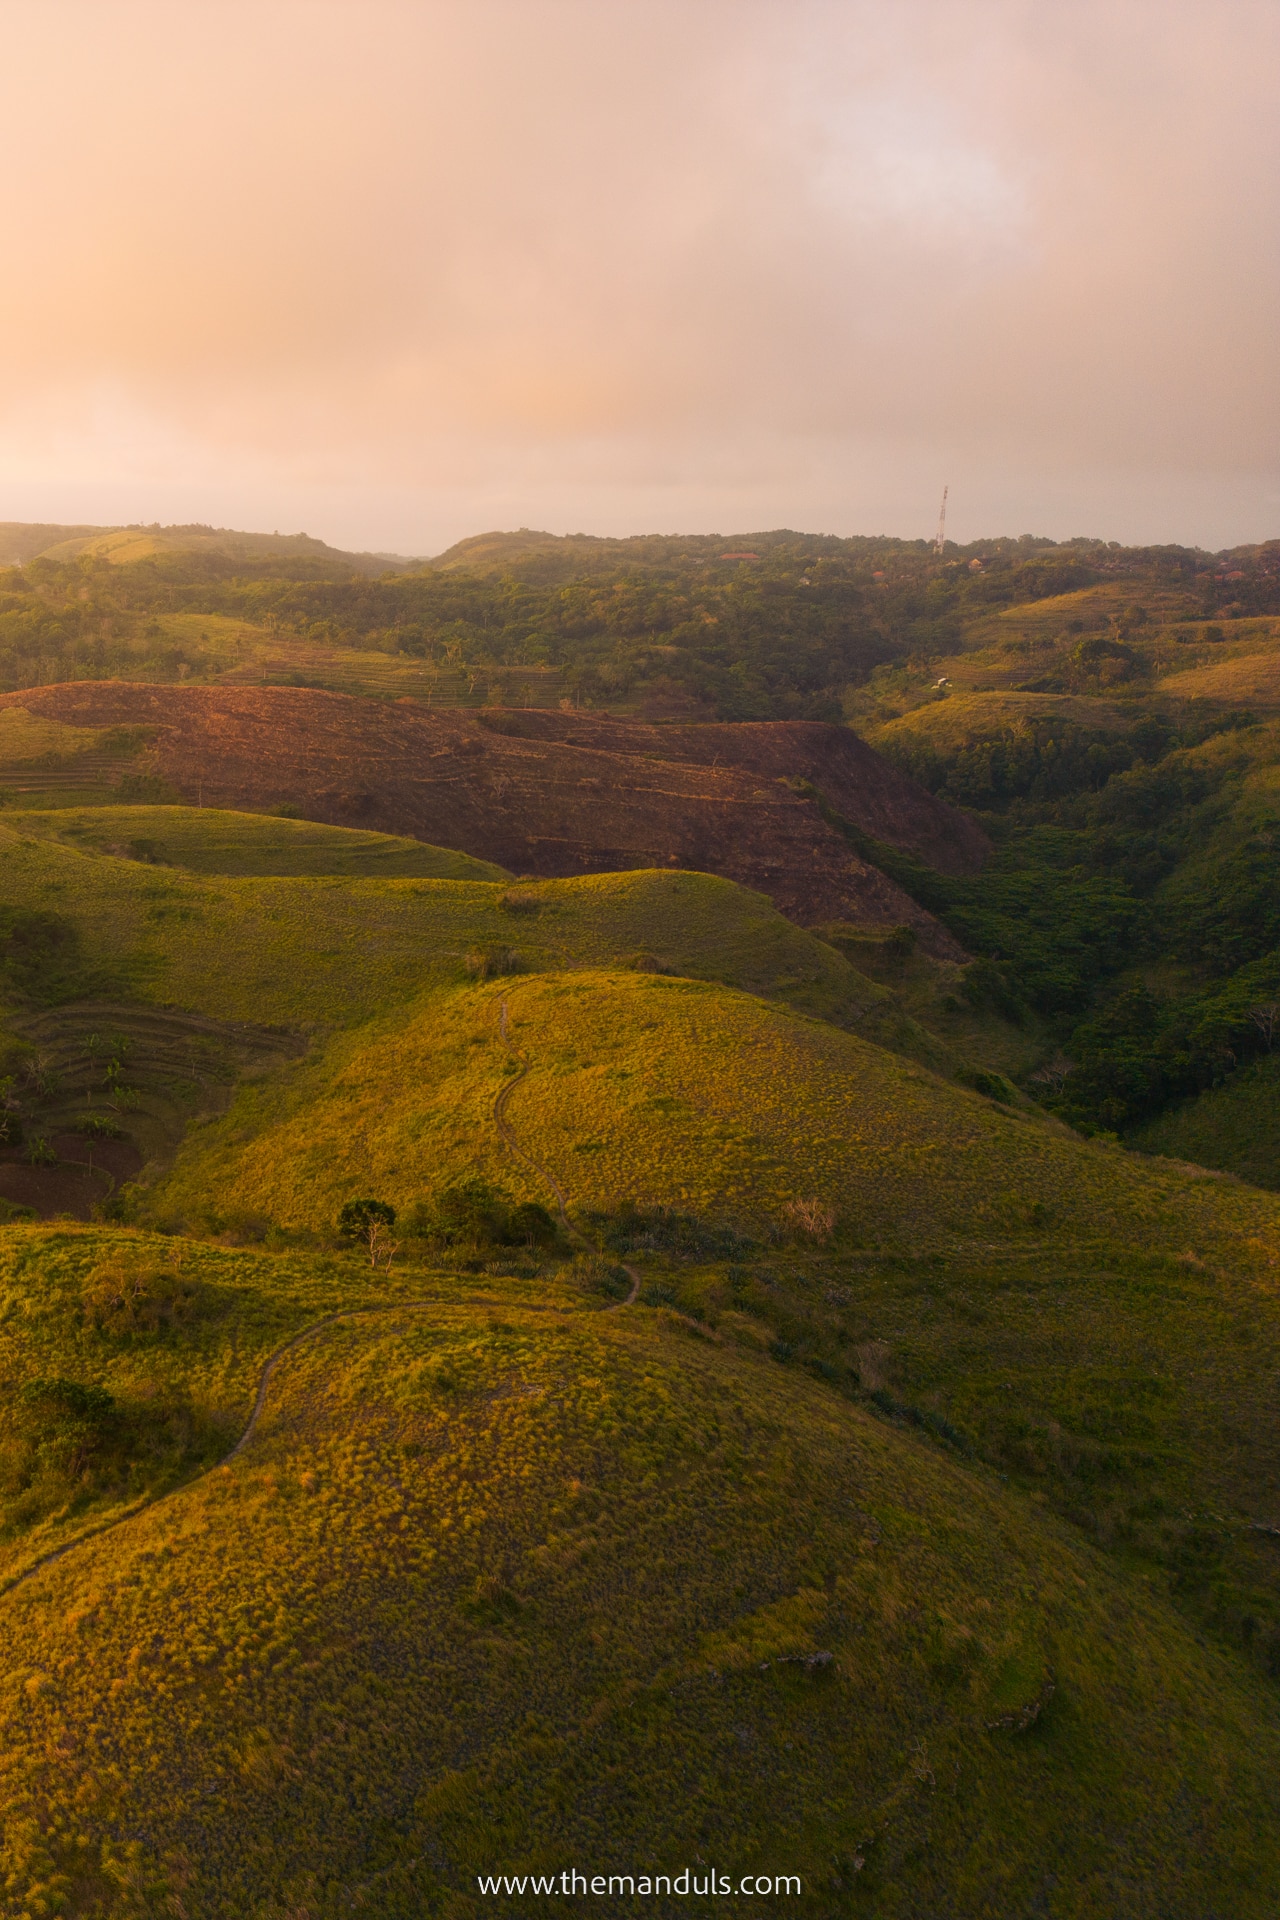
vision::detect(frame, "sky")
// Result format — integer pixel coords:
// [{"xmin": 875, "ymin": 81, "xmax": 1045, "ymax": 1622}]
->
[{"xmin": 0, "ymin": 0, "xmax": 1277, "ymax": 555}]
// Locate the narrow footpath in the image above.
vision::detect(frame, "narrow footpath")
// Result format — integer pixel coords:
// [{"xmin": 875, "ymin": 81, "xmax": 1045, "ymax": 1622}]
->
[{"xmin": 0, "ymin": 995, "xmax": 637, "ymax": 1604}]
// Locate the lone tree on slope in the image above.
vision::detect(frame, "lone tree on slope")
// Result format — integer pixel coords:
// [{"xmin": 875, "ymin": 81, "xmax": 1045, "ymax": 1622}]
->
[{"xmin": 338, "ymin": 1198, "xmax": 399, "ymax": 1270}]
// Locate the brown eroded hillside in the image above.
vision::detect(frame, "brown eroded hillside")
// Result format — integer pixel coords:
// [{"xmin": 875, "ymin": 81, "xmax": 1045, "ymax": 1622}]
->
[{"xmin": 0, "ymin": 683, "xmax": 985, "ymax": 950}]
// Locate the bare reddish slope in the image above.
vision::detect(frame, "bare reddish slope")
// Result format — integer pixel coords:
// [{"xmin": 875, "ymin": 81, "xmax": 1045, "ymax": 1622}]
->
[
  {"xmin": 0, "ymin": 685, "xmax": 985, "ymax": 955},
  {"xmin": 478, "ymin": 709, "xmax": 987, "ymax": 875}
]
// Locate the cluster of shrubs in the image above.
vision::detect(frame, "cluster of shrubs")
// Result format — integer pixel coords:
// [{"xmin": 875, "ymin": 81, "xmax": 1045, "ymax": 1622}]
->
[
  {"xmin": 80, "ymin": 1252, "xmax": 202, "ymax": 1336},
  {"xmin": 464, "ymin": 946, "xmax": 520, "ymax": 980},
  {"xmin": 1, "ymin": 1372, "xmax": 208, "ymax": 1517},
  {"xmin": 1, "ymin": 1256, "xmax": 217, "ymax": 1528},
  {"xmin": 337, "ymin": 1178, "xmax": 560, "ymax": 1259},
  {"xmin": 586, "ymin": 1200, "xmax": 838, "ymax": 1257}
]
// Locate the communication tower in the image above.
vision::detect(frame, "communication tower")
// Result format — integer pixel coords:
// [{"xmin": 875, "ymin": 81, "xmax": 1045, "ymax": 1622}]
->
[{"xmin": 934, "ymin": 485, "xmax": 948, "ymax": 557}]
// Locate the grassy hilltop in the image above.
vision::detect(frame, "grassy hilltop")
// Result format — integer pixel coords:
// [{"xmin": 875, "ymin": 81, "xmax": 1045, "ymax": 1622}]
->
[{"xmin": 6, "ymin": 1232, "xmax": 1280, "ymax": 1918}]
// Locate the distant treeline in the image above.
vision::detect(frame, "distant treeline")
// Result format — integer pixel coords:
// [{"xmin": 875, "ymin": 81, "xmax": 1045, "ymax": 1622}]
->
[{"xmin": 0, "ymin": 531, "xmax": 1277, "ymax": 715}]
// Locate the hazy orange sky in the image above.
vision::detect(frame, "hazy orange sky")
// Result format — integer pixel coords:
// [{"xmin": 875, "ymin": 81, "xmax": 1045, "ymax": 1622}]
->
[{"xmin": 1, "ymin": 0, "xmax": 1276, "ymax": 553}]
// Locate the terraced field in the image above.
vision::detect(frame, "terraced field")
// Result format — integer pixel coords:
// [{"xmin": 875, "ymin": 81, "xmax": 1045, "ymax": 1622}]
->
[
  {"xmin": 1159, "ymin": 630, "xmax": 1280, "ymax": 706},
  {"xmin": 0, "ymin": 1001, "xmax": 305, "ymax": 1218},
  {"xmin": 0, "ymin": 708, "xmax": 155, "ymax": 810},
  {"xmin": 8, "ymin": 807, "xmax": 510, "ymax": 881},
  {"xmin": 866, "ymin": 689, "xmax": 1134, "ymax": 758}
]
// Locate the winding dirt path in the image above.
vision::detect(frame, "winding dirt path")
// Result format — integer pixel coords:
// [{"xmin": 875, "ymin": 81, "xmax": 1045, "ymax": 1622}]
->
[
  {"xmin": 0, "ymin": 1297, "xmax": 438, "ymax": 1604},
  {"xmin": 496, "ymin": 997, "xmax": 640, "ymax": 1307},
  {"xmin": 0, "ymin": 997, "xmax": 636, "ymax": 1604}
]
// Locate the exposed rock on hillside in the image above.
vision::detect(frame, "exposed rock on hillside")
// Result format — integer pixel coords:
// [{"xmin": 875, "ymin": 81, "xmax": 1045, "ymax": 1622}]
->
[{"xmin": 0, "ymin": 685, "xmax": 986, "ymax": 954}]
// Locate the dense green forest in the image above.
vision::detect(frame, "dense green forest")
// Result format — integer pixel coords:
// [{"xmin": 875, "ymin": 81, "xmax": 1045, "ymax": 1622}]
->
[
  {"xmin": 861, "ymin": 710, "xmax": 1280, "ymax": 1140},
  {"xmin": 1, "ymin": 524, "xmax": 1276, "ymax": 717}
]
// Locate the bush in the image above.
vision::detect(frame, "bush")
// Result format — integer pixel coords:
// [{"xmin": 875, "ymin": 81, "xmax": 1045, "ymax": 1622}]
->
[
  {"xmin": 464, "ymin": 946, "xmax": 520, "ymax": 980},
  {"xmin": 338, "ymin": 1198, "xmax": 398, "ymax": 1266},
  {"xmin": 81, "ymin": 1257, "xmax": 200, "ymax": 1336},
  {"xmin": 1, "ymin": 1369, "xmax": 215, "ymax": 1528},
  {"xmin": 867, "ymin": 1388, "xmax": 972, "ymax": 1454},
  {"xmin": 509, "ymin": 1199, "xmax": 559, "ymax": 1246},
  {"xmin": 113, "ymin": 772, "xmax": 180, "ymax": 804},
  {"xmin": 0, "ymin": 906, "xmax": 88, "ymax": 1003},
  {"xmin": 126, "ymin": 837, "xmax": 166, "ymax": 864},
  {"xmin": 782, "ymin": 1197, "xmax": 839, "ymax": 1243},
  {"xmin": 958, "ymin": 1067, "xmax": 1014, "ymax": 1104},
  {"xmin": 405, "ymin": 1183, "xmax": 560, "ymax": 1250},
  {"xmin": 569, "ymin": 1253, "xmax": 633, "ymax": 1301},
  {"xmin": 16, "ymin": 1376, "xmax": 118, "ymax": 1473},
  {"xmin": 338, "ymin": 1197, "xmax": 396, "ymax": 1239},
  {"xmin": 589, "ymin": 1202, "xmax": 753, "ymax": 1260}
]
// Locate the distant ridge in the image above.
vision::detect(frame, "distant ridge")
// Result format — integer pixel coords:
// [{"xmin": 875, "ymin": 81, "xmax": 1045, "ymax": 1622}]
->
[
  {"xmin": 425, "ymin": 525, "xmax": 826, "ymax": 581},
  {"xmin": 0, "ymin": 519, "xmax": 419, "ymax": 577}
]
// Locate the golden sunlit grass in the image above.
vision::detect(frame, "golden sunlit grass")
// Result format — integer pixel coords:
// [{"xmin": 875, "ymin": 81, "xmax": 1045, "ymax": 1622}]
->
[
  {"xmin": 35, "ymin": 531, "xmax": 176, "ymax": 565},
  {"xmin": 959, "ymin": 582, "xmax": 1201, "ymax": 653},
  {"xmin": 154, "ymin": 967, "xmax": 1280, "ymax": 1265},
  {"xmin": 3, "ymin": 1232, "xmax": 1280, "ymax": 1917},
  {"xmin": 0, "ymin": 822, "xmax": 884, "ymax": 1034},
  {"xmin": 0, "ymin": 708, "xmax": 113, "ymax": 763},
  {"xmin": 1158, "ymin": 632, "xmax": 1280, "ymax": 706},
  {"xmin": 3, "ymin": 792, "xmax": 1280, "ymax": 1911},
  {"xmin": 866, "ymin": 688, "xmax": 1134, "ymax": 755},
  {"xmin": 9, "ymin": 806, "xmax": 509, "ymax": 882},
  {"xmin": 151, "ymin": 613, "xmax": 454, "ymax": 699},
  {"xmin": 0, "ymin": 1229, "xmax": 357, "ymax": 1585}
]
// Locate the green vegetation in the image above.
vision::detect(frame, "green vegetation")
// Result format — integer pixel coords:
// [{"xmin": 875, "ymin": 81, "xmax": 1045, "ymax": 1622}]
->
[
  {"xmin": 2, "ymin": 525, "xmax": 1280, "ymax": 1911},
  {"xmin": 147, "ymin": 969, "xmax": 1276, "ymax": 1259},
  {"xmin": 2, "ymin": 519, "xmax": 1275, "ymax": 717},
  {"xmin": 6, "ymin": 807, "xmax": 509, "ymax": 881},
  {"xmin": 0, "ymin": 1233, "xmax": 349, "ymax": 1585},
  {"xmin": 4, "ymin": 1229, "xmax": 1280, "ymax": 1917},
  {"xmin": 1130, "ymin": 1049, "xmax": 1280, "ymax": 1188},
  {"xmin": 842, "ymin": 697, "xmax": 1280, "ymax": 1154},
  {"xmin": 0, "ymin": 824, "xmax": 885, "ymax": 1034}
]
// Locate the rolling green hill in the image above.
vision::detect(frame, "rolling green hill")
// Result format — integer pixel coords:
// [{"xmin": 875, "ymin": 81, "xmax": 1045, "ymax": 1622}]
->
[
  {"xmin": 0, "ymin": 802, "xmax": 1278, "ymax": 1913},
  {"xmin": 18, "ymin": 521, "xmax": 413, "ymax": 577},
  {"xmin": 6, "ymin": 807, "xmax": 510, "ymax": 882},
  {"xmin": 0, "ymin": 823, "xmax": 884, "ymax": 1035},
  {"xmin": 150, "ymin": 964, "xmax": 1268, "ymax": 1260},
  {"xmin": 4, "ymin": 1229, "xmax": 1280, "ymax": 1917}
]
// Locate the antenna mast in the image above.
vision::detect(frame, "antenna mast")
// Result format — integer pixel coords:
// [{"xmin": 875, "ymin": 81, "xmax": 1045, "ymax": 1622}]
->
[{"xmin": 934, "ymin": 485, "xmax": 948, "ymax": 557}]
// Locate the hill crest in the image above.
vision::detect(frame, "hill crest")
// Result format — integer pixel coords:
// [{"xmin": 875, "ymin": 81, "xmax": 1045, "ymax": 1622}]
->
[{"xmin": 0, "ymin": 519, "xmax": 416, "ymax": 576}]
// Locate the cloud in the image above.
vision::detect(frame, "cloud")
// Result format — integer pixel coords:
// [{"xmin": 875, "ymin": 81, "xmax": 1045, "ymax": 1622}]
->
[{"xmin": 0, "ymin": 0, "xmax": 1275, "ymax": 549}]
